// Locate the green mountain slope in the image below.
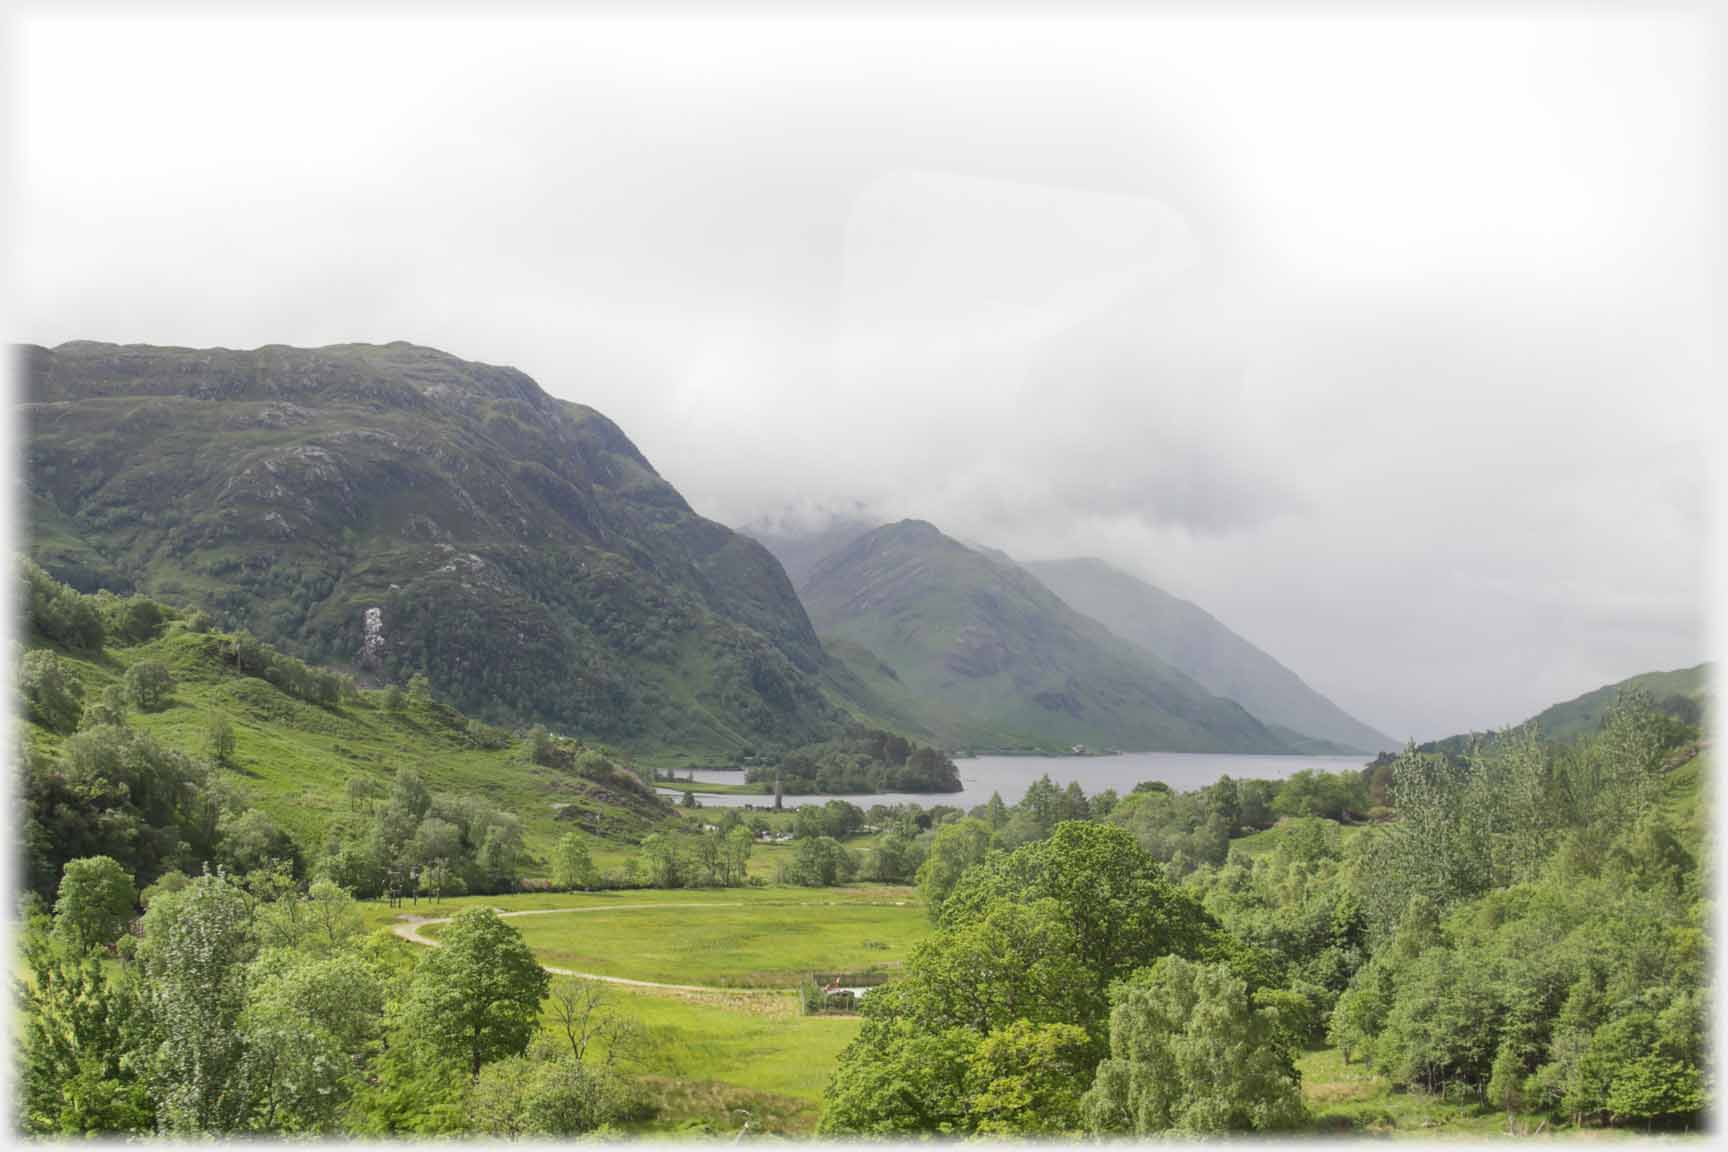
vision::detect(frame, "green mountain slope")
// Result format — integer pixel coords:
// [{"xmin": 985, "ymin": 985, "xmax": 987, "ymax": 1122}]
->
[
  {"xmin": 1524, "ymin": 663, "xmax": 1710, "ymax": 742},
  {"xmin": 1025, "ymin": 557, "xmax": 1396, "ymax": 754},
  {"xmin": 21, "ymin": 340, "xmax": 839, "ymax": 756},
  {"xmin": 18, "ymin": 568, "xmax": 673, "ymax": 883},
  {"xmin": 798, "ymin": 520, "xmax": 1294, "ymax": 753},
  {"xmin": 810, "ymin": 635, "xmax": 939, "ymax": 742},
  {"xmin": 1373, "ymin": 662, "xmax": 1712, "ymax": 765}
]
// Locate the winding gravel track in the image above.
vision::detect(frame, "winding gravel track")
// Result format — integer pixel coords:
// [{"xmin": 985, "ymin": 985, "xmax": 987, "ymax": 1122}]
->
[{"xmin": 389, "ymin": 902, "xmax": 785, "ymax": 995}]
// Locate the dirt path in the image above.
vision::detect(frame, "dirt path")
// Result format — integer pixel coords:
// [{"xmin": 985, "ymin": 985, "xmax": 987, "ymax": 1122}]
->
[{"xmin": 389, "ymin": 902, "xmax": 785, "ymax": 995}]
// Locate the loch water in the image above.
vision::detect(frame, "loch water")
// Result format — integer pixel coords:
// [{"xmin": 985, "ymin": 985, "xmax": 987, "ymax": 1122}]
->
[{"xmin": 656, "ymin": 751, "xmax": 1373, "ymax": 810}]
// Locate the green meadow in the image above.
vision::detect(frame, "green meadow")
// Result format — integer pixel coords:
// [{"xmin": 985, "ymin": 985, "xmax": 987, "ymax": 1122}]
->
[
  {"xmin": 368, "ymin": 884, "xmax": 924, "ymax": 1133},
  {"xmin": 421, "ymin": 900, "xmax": 923, "ymax": 988},
  {"xmin": 579, "ymin": 988, "xmax": 863, "ymax": 1133}
]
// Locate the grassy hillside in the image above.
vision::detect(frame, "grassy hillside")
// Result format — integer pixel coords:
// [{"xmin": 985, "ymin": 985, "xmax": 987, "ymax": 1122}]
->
[
  {"xmin": 1026, "ymin": 557, "xmax": 1395, "ymax": 754},
  {"xmin": 1525, "ymin": 663, "xmax": 1710, "ymax": 742},
  {"xmin": 808, "ymin": 636, "xmax": 938, "ymax": 741},
  {"xmin": 20, "ymin": 587, "xmax": 671, "ymax": 869},
  {"xmin": 1378, "ymin": 663, "xmax": 1713, "ymax": 766},
  {"xmin": 800, "ymin": 520, "xmax": 1294, "ymax": 754},
  {"xmin": 21, "ymin": 340, "xmax": 839, "ymax": 758}
]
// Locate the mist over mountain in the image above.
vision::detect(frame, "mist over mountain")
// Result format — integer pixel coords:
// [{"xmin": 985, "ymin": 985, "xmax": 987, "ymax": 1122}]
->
[
  {"xmin": 1024, "ymin": 557, "xmax": 1396, "ymax": 753},
  {"xmin": 754, "ymin": 517, "xmax": 1386, "ymax": 753},
  {"xmin": 21, "ymin": 340, "xmax": 839, "ymax": 753},
  {"xmin": 744, "ymin": 515, "xmax": 880, "ymax": 591},
  {"xmin": 797, "ymin": 519, "xmax": 1294, "ymax": 753}
]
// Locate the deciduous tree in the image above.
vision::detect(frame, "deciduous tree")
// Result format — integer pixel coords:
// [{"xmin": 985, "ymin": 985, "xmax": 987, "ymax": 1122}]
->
[
  {"xmin": 404, "ymin": 908, "xmax": 549, "ymax": 1075},
  {"xmin": 551, "ymin": 833, "xmax": 599, "ymax": 891},
  {"xmin": 53, "ymin": 855, "xmax": 136, "ymax": 953},
  {"xmin": 1081, "ymin": 955, "xmax": 1305, "ymax": 1135}
]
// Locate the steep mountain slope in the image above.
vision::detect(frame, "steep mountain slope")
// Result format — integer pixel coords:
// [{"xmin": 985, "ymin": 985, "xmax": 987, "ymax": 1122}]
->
[
  {"xmin": 21, "ymin": 340, "xmax": 839, "ymax": 754},
  {"xmin": 1025, "ymin": 557, "xmax": 1396, "ymax": 754},
  {"xmin": 798, "ymin": 520, "xmax": 1293, "ymax": 753}
]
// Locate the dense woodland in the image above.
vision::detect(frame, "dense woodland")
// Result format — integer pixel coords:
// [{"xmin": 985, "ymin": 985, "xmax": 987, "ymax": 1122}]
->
[{"xmin": 815, "ymin": 689, "xmax": 1710, "ymax": 1135}]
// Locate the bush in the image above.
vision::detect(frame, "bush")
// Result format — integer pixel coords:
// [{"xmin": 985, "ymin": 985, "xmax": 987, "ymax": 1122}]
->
[
  {"xmin": 21, "ymin": 559, "xmax": 105, "ymax": 652},
  {"xmin": 206, "ymin": 712, "xmax": 237, "ymax": 765},
  {"xmin": 82, "ymin": 685, "xmax": 130, "ymax": 729},
  {"xmin": 21, "ymin": 649, "xmax": 84, "ymax": 734},
  {"xmin": 125, "ymin": 660, "xmax": 174, "ymax": 712},
  {"xmin": 469, "ymin": 1054, "xmax": 616, "ymax": 1136},
  {"xmin": 220, "ymin": 631, "xmax": 342, "ymax": 707},
  {"xmin": 107, "ymin": 598, "xmax": 166, "ymax": 645}
]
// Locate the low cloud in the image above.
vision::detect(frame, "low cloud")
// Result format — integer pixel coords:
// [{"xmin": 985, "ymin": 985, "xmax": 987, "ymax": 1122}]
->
[{"xmin": 10, "ymin": 10, "xmax": 1718, "ymax": 739}]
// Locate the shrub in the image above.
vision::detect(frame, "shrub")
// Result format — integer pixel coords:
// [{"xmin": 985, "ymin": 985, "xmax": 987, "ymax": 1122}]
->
[
  {"xmin": 21, "ymin": 649, "xmax": 84, "ymax": 734},
  {"xmin": 21, "ymin": 559, "xmax": 105, "ymax": 652},
  {"xmin": 125, "ymin": 660, "xmax": 174, "ymax": 712}
]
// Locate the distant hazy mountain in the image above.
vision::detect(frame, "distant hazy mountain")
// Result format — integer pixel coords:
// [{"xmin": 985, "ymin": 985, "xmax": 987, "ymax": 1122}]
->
[
  {"xmin": 1025, "ymin": 557, "xmax": 1396, "ymax": 754},
  {"xmin": 798, "ymin": 519, "xmax": 1296, "ymax": 754}
]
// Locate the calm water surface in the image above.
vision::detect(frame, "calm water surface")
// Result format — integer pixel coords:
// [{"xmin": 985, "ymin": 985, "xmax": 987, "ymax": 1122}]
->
[{"xmin": 656, "ymin": 751, "xmax": 1372, "ymax": 810}]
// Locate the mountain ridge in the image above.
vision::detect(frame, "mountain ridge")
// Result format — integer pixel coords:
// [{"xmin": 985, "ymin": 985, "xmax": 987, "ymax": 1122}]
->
[
  {"xmin": 798, "ymin": 519, "xmax": 1296, "ymax": 754},
  {"xmin": 1024, "ymin": 556, "xmax": 1396, "ymax": 754},
  {"xmin": 21, "ymin": 340, "xmax": 837, "ymax": 757},
  {"xmin": 1522, "ymin": 662, "xmax": 1711, "ymax": 741},
  {"xmin": 753, "ymin": 519, "xmax": 1390, "ymax": 754},
  {"xmin": 1369, "ymin": 662, "xmax": 1712, "ymax": 765}
]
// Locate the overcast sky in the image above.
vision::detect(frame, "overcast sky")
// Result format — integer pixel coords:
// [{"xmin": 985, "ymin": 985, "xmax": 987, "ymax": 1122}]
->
[{"xmin": 8, "ymin": 6, "xmax": 1722, "ymax": 740}]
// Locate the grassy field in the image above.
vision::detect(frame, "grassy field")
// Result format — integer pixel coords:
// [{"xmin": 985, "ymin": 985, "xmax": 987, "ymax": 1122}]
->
[
  {"xmin": 421, "ymin": 898, "xmax": 923, "ymax": 987},
  {"xmin": 361, "ymin": 880, "xmax": 917, "ymax": 928},
  {"xmin": 376, "ymin": 871, "xmax": 1594, "ymax": 1138},
  {"xmin": 372, "ymin": 883, "xmax": 923, "ymax": 1134},
  {"xmin": 585, "ymin": 988, "xmax": 862, "ymax": 1133}
]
